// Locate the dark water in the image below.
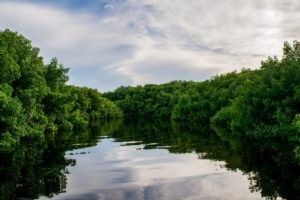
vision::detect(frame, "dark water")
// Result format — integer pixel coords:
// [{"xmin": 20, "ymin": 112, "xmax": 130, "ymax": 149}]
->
[{"xmin": 0, "ymin": 120, "xmax": 299, "ymax": 200}]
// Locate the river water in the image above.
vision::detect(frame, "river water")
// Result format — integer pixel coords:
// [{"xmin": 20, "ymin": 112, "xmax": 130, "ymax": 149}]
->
[{"xmin": 0, "ymin": 120, "xmax": 298, "ymax": 199}]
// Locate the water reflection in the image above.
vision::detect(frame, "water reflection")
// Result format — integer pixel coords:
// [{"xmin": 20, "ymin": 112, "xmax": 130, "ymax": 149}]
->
[{"xmin": 0, "ymin": 120, "xmax": 299, "ymax": 199}]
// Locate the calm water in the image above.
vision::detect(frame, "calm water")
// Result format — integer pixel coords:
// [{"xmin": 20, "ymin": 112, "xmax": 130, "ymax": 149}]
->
[{"xmin": 0, "ymin": 120, "xmax": 299, "ymax": 200}]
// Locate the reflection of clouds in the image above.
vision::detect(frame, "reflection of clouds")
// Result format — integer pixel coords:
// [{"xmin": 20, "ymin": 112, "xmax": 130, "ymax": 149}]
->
[
  {"xmin": 49, "ymin": 139, "xmax": 262, "ymax": 200},
  {"xmin": 54, "ymin": 173, "xmax": 261, "ymax": 200}
]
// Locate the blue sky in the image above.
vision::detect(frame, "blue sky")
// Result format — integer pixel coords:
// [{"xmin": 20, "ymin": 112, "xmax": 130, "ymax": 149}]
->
[{"xmin": 0, "ymin": 0, "xmax": 299, "ymax": 91}]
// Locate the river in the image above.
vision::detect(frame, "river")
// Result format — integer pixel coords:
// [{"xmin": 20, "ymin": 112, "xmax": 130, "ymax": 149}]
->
[{"xmin": 0, "ymin": 120, "xmax": 298, "ymax": 199}]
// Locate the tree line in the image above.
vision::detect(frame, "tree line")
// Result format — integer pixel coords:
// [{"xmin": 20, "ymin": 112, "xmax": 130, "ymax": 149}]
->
[{"xmin": 0, "ymin": 29, "xmax": 123, "ymax": 150}]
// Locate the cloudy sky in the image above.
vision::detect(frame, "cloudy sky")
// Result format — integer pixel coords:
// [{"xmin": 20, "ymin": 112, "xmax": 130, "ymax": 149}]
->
[{"xmin": 0, "ymin": 0, "xmax": 299, "ymax": 91}]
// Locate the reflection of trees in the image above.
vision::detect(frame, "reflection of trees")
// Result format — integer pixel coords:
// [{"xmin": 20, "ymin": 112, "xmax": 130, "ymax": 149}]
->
[
  {"xmin": 0, "ymin": 119, "xmax": 123, "ymax": 200},
  {"xmin": 0, "ymin": 140, "xmax": 70, "ymax": 200},
  {"xmin": 109, "ymin": 120, "xmax": 300, "ymax": 200},
  {"xmin": 0, "ymin": 120, "xmax": 171, "ymax": 199},
  {"xmin": 0, "ymin": 136, "xmax": 75, "ymax": 200},
  {"xmin": 0, "ymin": 119, "xmax": 298, "ymax": 199},
  {"xmin": 235, "ymin": 136, "xmax": 300, "ymax": 200}
]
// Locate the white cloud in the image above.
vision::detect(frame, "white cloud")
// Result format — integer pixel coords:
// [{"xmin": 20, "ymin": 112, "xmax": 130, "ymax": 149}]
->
[{"xmin": 0, "ymin": 0, "xmax": 299, "ymax": 91}]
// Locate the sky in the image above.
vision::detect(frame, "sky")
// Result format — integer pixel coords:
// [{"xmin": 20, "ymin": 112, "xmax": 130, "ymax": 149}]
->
[{"xmin": 0, "ymin": 0, "xmax": 299, "ymax": 91}]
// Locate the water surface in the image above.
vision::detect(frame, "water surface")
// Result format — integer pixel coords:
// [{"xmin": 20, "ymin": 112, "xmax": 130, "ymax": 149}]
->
[{"xmin": 0, "ymin": 120, "xmax": 299, "ymax": 199}]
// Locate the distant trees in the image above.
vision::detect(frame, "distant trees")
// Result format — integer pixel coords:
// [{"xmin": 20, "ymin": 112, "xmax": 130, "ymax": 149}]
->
[
  {"xmin": 0, "ymin": 29, "xmax": 123, "ymax": 150},
  {"xmin": 104, "ymin": 81, "xmax": 191, "ymax": 119}
]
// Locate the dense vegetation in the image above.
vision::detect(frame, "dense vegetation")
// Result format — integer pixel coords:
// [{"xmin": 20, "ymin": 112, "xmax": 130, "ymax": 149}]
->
[
  {"xmin": 0, "ymin": 29, "xmax": 123, "ymax": 150},
  {"xmin": 104, "ymin": 41, "xmax": 300, "ymax": 162}
]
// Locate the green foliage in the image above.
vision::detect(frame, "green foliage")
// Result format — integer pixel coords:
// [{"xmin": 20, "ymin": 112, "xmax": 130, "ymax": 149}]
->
[
  {"xmin": 0, "ymin": 48, "xmax": 20, "ymax": 84},
  {"xmin": 45, "ymin": 58, "xmax": 69, "ymax": 91},
  {"xmin": 104, "ymin": 81, "xmax": 192, "ymax": 119},
  {"xmin": 0, "ymin": 29, "xmax": 123, "ymax": 150}
]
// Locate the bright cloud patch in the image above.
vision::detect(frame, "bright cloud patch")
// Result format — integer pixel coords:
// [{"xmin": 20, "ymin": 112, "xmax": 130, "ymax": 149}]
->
[{"xmin": 0, "ymin": 0, "xmax": 299, "ymax": 91}]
